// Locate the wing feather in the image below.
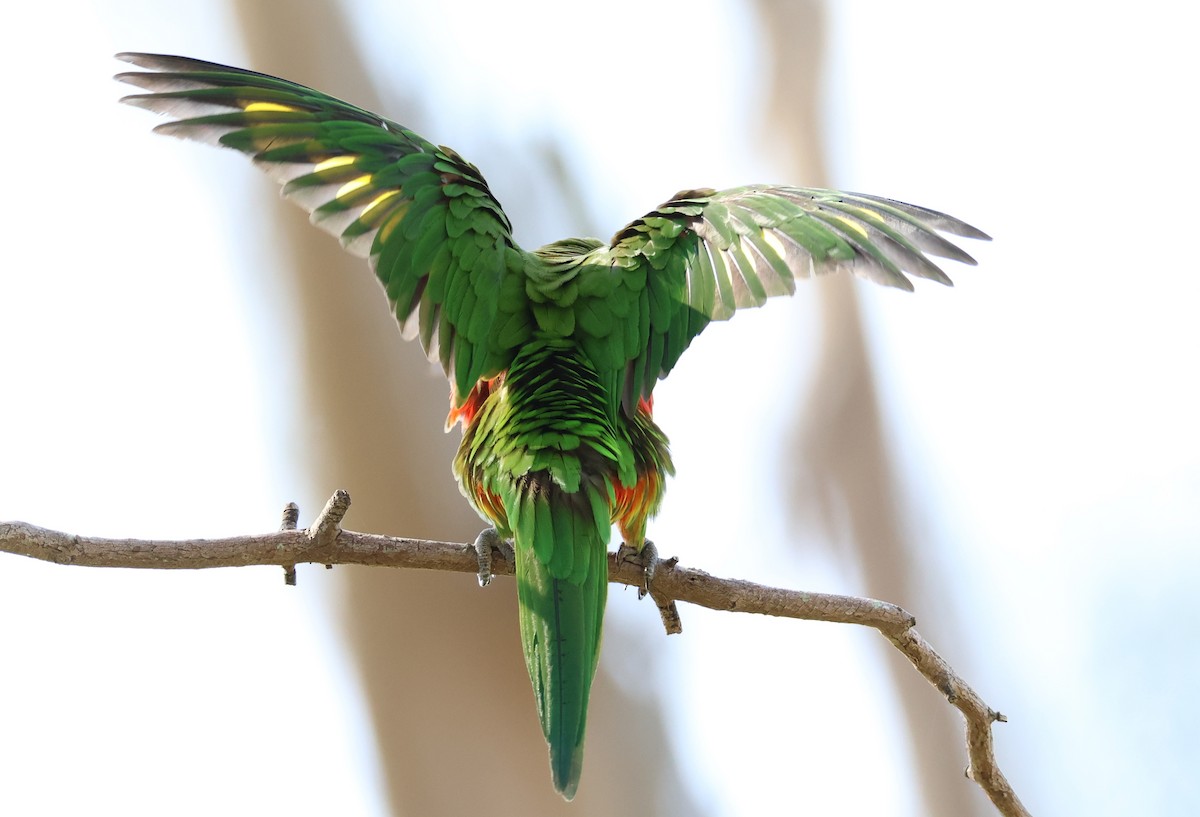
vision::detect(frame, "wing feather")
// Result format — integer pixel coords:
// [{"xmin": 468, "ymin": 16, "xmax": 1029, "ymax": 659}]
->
[
  {"xmin": 117, "ymin": 52, "xmax": 528, "ymax": 400},
  {"xmin": 596, "ymin": 184, "xmax": 989, "ymax": 406}
]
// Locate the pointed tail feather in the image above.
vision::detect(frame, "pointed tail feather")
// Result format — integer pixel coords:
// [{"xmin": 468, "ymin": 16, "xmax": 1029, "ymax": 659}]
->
[
  {"xmin": 469, "ymin": 338, "xmax": 627, "ymax": 798},
  {"xmin": 512, "ymin": 483, "xmax": 609, "ymax": 800}
]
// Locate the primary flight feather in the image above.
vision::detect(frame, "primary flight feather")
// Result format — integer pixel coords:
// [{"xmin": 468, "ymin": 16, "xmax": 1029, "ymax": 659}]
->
[{"xmin": 116, "ymin": 52, "xmax": 989, "ymax": 799}]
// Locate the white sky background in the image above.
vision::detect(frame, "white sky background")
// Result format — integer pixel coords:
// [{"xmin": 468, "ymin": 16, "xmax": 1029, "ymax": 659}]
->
[{"xmin": 1, "ymin": 2, "xmax": 1198, "ymax": 816}]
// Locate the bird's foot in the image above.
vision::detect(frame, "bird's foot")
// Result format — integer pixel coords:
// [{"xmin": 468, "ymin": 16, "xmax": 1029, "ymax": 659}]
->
[
  {"xmin": 618, "ymin": 539, "xmax": 666, "ymax": 600},
  {"xmin": 472, "ymin": 527, "xmax": 513, "ymax": 587},
  {"xmin": 618, "ymin": 540, "xmax": 683, "ymax": 634}
]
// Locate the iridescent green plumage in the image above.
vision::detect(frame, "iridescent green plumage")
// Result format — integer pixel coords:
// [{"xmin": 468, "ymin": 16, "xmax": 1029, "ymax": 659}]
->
[
  {"xmin": 454, "ymin": 338, "xmax": 626, "ymax": 796},
  {"xmin": 117, "ymin": 52, "xmax": 988, "ymax": 798}
]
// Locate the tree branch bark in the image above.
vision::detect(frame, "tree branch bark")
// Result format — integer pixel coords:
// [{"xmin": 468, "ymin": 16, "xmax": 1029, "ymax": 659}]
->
[{"xmin": 0, "ymin": 492, "xmax": 1030, "ymax": 817}]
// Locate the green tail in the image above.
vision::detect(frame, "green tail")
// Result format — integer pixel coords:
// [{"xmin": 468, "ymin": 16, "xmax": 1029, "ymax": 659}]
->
[
  {"xmin": 513, "ymin": 500, "xmax": 608, "ymax": 800},
  {"xmin": 456, "ymin": 337, "xmax": 631, "ymax": 799}
]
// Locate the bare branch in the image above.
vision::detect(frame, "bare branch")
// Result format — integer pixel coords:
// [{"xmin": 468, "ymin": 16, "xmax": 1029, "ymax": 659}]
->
[{"xmin": 0, "ymin": 495, "xmax": 1029, "ymax": 817}]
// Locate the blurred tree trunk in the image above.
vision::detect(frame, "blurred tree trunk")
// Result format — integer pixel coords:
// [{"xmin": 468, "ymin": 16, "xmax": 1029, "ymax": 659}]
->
[
  {"xmin": 752, "ymin": 1, "xmax": 982, "ymax": 814},
  {"xmin": 231, "ymin": 2, "xmax": 696, "ymax": 814}
]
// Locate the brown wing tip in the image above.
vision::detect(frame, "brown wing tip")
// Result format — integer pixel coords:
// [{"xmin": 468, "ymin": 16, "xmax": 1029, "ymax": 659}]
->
[{"xmin": 667, "ymin": 187, "xmax": 716, "ymax": 203}]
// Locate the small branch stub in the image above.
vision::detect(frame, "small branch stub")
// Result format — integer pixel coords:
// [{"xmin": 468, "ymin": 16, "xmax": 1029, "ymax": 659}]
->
[
  {"xmin": 308, "ymin": 490, "xmax": 351, "ymax": 571},
  {"xmin": 280, "ymin": 501, "xmax": 300, "ymax": 586},
  {"xmin": 308, "ymin": 490, "xmax": 351, "ymax": 549},
  {"xmin": 280, "ymin": 502, "xmax": 300, "ymax": 531}
]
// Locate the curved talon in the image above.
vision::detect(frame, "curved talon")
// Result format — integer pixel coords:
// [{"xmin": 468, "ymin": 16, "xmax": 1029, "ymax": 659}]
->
[{"xmin": 472, "ymin": 527, "xmax": 511, "ymax": 587}]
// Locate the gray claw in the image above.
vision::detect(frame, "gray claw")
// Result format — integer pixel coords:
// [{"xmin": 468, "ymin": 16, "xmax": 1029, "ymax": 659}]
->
[
  {"xmin": 618, "ymin": 540, "xmax": 661, "ymax": 600},
  {"xmin": 472, "ymin": 527, "xmax": 512, "ymax": 587}
]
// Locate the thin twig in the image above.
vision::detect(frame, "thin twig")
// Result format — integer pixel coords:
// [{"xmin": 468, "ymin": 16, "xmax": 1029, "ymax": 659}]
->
[{"xmin": 0, "ymin": 494, "xmax": 1029, "ymax": 817}]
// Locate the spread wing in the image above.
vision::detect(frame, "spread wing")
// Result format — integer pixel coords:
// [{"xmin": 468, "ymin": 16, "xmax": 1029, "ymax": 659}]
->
[
  {"xmin": 117, "ymin": 52, "xmax": 529, "ymax": 400},
  {"xmin": 584, "ymin": 184, "xmax": 990, "ymax": 407}
]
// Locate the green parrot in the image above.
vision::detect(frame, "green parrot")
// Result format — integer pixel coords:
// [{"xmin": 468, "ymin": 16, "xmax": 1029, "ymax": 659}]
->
[{"xmin": 117, "ymin": 53, "xmax": 988, "ymax": 799}]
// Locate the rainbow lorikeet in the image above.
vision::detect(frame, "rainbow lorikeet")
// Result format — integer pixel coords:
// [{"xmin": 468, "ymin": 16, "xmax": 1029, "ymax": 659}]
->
[{"xmin": 117, "ymin": 52, "xmax": 988, "ymax": 799}]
